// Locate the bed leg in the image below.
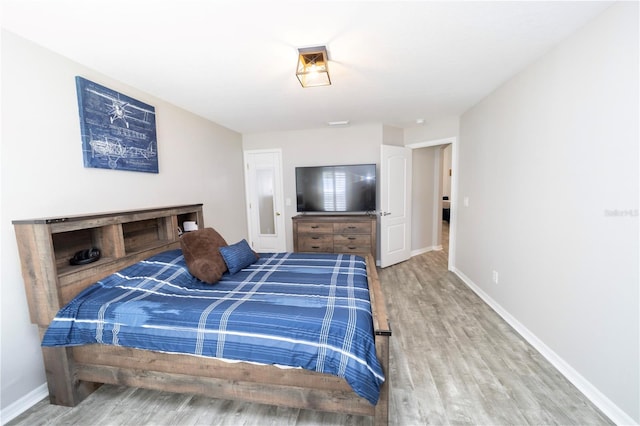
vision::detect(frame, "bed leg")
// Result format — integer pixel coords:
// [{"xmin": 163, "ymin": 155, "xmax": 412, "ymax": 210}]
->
[
  {"xmin": 374, "ymin": 334, "xmax": 390, "ymax": 426},
  {"xmin": 41, "ymin": 347, "xmax": 99, "ymax": 406}
]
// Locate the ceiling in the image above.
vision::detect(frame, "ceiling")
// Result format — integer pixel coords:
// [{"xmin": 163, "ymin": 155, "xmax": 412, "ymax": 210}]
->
[{"xmin": 1, "ymin": 1, "xmax": 613, "ymax": 134}]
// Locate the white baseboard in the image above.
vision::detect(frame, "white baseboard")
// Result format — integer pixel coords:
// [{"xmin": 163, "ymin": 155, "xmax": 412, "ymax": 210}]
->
[
  {"xmin": 411, "ymin": 245, "xmax": 441, "ymax": 257},
  {"xmin": 452, "ymin": 267, "xmax": 638, "ymax": 426},
  {"xmin": 375, "ymin": 245, "xmax": 441, "ymax": 267},
  {"xmin": 1, "ymin": 383, "xmax": 48, "ymax": 425}
]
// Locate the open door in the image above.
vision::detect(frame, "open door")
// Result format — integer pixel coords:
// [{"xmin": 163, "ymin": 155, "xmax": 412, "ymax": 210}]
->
[{"xmin": 379, "ymin": 145, "xmax": 412, "ymax": 268}]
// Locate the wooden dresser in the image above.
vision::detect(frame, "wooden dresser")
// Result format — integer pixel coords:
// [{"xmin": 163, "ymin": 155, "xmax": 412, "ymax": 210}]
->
[{"xmin": 292, "ymin": 214, "xmax": 377, "ymax": 259}]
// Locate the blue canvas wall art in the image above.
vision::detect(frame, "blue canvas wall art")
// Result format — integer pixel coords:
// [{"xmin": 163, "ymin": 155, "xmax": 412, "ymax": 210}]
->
[{"xmin": 75, "ymin": 76, "xmax": 158, "ymax": 173}]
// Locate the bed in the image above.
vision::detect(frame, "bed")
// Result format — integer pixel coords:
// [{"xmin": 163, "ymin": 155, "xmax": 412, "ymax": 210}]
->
[{"xmin": 13, "ymin": 205, "xmax": 391, "ymax": 425}]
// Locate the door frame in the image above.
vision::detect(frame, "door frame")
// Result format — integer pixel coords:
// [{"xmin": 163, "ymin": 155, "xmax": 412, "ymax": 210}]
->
[{"xmin": 406, "ymin": 136, "xmax": 458, "ymax": 271}]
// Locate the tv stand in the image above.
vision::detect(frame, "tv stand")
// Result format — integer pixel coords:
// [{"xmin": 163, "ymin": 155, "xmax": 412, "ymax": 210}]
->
[{"xmin": 292, "ymin": 214, "xmax": 377, "ymax": 260}]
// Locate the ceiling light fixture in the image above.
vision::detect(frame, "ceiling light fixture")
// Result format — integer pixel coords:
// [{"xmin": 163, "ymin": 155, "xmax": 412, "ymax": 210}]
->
[{"xmin": 296, "ymin": 46, "xmax": 331, "ymax": 88}]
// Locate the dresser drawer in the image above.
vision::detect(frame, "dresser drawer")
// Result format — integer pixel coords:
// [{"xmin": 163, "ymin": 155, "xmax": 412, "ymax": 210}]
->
[
  {"xmin": 298, "ymin": 234, "xmax": 334, "ymax": 252},
  {"xmin": 334, "ymin": 234, "xmax": 371, "ymax": 246},
  {"xmin": 297, "ymin": 222, "xmax": 334, "ymax": 234},
  {"xmin": 334, "ymin": 222, "xmax": 371, "ymax": 234},
  {"xmin": 334, "ymin": 243, "xmax": 371, "ymax": 255}
]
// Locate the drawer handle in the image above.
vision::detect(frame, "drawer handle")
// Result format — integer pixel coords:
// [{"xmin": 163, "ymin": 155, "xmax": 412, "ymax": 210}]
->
[
  {"xmin": 312, "ymin": 236, "xmax": 320, "ymax": 240},
  {"xmin": 348, "ymin": 226, "xmax": 356, "ymax": 229},
  {"xmin": 348, "ymin": 237, "xmax": 356, "ymax": 240},
  {"xmin": 348, "ymin": 246, "xmax": 357, "ymax": 250},
  {"xmin": 311, "ymin": 225, "xmax": 319, "ymax": 229},
  {"xmin": 312, "ymin": 246, "xmax": 320, "ymax": 249}
]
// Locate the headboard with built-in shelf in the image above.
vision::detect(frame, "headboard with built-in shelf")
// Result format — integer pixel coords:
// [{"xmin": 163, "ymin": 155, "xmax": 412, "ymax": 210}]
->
[{"xmin": 13, "ymin": 204, "xmax": 203, "ymax": 325}]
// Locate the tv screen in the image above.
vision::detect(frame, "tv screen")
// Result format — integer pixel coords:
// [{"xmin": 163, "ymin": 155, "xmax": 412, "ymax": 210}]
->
[{"xmin": 296, "ymin": 164, "xmax": 377, "ymax": 213}]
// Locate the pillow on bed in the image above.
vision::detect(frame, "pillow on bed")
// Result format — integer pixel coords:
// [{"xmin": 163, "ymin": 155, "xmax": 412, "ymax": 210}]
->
[
  {"xmin": 219, "ymin": 239, "xmax": 259, "ymax": 274},
  {"xmin": 180, "ymin": 227, "xmax": 228, "ymax": 284}
]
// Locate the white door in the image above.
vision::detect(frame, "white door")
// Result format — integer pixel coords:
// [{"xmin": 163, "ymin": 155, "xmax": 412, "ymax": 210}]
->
[
  {"xmin": 379, "ymin": 145, "xmax": 412, "ymax": 268},
  {"xmin": 244, "ymin": 149, "xmax": 286, "ymax": 252}
]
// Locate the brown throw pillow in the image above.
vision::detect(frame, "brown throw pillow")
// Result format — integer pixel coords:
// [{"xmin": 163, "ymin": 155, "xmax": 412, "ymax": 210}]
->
[{"xmin": 180, "ymin": 227, "xmax": 228, "ymax": 284}]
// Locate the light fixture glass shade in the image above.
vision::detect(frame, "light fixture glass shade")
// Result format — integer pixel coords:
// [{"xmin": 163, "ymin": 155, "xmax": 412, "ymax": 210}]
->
[{"xmin": 296, "ymin": 46, "xmax": 331, "ymax": 88}]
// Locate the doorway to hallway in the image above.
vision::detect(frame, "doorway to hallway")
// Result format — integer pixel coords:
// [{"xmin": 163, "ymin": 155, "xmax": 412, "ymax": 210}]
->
[{"xmin": 407, "ymin": 137, "xmax": 457, "ymax": 270}]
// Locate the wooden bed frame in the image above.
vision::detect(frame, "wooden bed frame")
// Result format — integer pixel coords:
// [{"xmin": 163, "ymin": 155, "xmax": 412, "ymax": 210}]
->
[{"xmin": 13, "ymin": 204, "xmax": 392, "ymax": 425}]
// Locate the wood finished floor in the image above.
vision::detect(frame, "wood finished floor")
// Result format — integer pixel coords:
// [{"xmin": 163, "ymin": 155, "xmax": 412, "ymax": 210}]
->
[{"xmin": 8, "ymin": 223, "xmax": 612, "ymax": 426}]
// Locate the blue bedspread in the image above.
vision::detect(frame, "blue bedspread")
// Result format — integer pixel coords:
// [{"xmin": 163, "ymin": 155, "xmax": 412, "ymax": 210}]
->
[{"xmin": 42, "ymin": 250, "xmax": 384, "ymax": 404}]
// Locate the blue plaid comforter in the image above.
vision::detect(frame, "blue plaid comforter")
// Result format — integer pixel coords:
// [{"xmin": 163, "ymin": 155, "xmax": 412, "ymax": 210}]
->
[{"xmin": 42, "ymin": 249, "xmax": 384, "ymax": 404}]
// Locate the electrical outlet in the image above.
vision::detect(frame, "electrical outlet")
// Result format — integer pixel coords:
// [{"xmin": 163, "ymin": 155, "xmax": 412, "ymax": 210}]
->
[{"xmin": 492, "ymin": 270, "xmax": 499, "ymax": 284}]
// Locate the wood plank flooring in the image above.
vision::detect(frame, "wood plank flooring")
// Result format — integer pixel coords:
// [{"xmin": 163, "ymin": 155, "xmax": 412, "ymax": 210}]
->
[{"xmin": 8, "ymin": 223, "xmax": 613, "ymax": 425}]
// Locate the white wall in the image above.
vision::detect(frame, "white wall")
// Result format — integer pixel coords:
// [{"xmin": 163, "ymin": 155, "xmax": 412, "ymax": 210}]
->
[
  {"xmin": 455, "ymin": 3, "xmax": 638, "ymax": 423},
  {"xmin": 0, "ymin": 31, "xmax": 248, "ymax": 416},
  {"xmin": 382, "ymin": 124, "xmax": 404, "ymax": 146},
  {"xmin": 404, "ymin": 116, "xmax": 459, "ymax": 145},
  {"xmin": 243, "ymin": 124, "xmax": 382, "ymax": 252}
]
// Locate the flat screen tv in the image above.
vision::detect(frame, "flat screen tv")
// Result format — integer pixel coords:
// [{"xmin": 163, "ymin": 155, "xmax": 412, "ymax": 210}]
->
[{"xmin": 295, "ymin": 164, "xmax": 377, "ymax": 213}]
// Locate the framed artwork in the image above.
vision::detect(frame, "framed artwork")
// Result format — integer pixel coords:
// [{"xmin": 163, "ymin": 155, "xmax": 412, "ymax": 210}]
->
[{"xmin": 75, "ymin": 76, "xmax": 158, "ymax": 173}]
